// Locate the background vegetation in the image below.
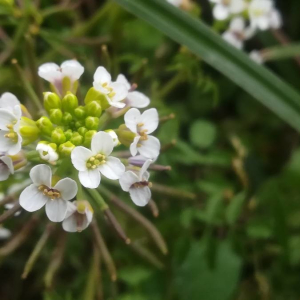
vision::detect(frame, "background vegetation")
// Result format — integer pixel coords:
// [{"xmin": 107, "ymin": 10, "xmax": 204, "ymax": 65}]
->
[{"xmin": 1, "ymin": 0, "xmax": 300, "ymax": 299}]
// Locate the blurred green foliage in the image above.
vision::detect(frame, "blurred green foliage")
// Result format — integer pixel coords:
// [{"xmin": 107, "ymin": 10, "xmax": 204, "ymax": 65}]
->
[{"xmin": 1, "ymin": 0, "xmax": 300, "ymax": 300}]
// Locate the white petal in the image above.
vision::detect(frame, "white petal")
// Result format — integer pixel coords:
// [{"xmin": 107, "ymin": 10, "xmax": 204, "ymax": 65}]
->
[
  {"xmin": 45, "ymin": 198, "xmax": 68, "ymax": 222},
  {"xmin": 250, "ymin": 50, "xmax": 264, "ymax": 64},
  {"xmin": 62, "ymin": 214, "xmax": 78, "ymax": 232},
  {"xmin": 93, "ymin": 82, "xmax": 109, "ymax": 94},
  {"xmin": 61, "ymin": 60, "xmax": 84, "ymax": 81},
  {"xmin": 222, "ymin": 31, "xmax": 243, "ymax": 49},
  {"xmin": 124, "ymin": 108, "xmax": 141, "ymax": 133},
  {"xmin": 54, "ymin": 178, "xmax": 78, "ymax": 201},
  {"xmin": 139, "ymin": 159, "xmax": 153, "ymax": 181},
  {"xmin": 0, "ymin": 131, "xmax": 13, "ymax": 153},
  {"xmin": 38, "ymin": 63, "xmax": 62, "ymax": 82},
  {"xmin": 0, "ymin": 93, "xmax": 20, "ymax": 111},
  {"xmin": 0, "ymin": 108, "xmax": 17, "ymax": 130},
  {"xmin": 138, "ymin": 135, "xmax": 161, "ymax": 159},
  {"xmin": 98, "ymin": 156, "xmax": 125, "ymax": 180},
  {"xmin": 116, "ymin": 74, "xmax": 131, "ymax": 90},
  {"xmin": 270, "ymin": 9, "xmax": 282, "ymax": 29},
  {"xmin": 119, "ymin": 171, "xmax": 139, "ymax": 192},
  {"xmin": 93, "ymin": 66, "xmax": 111, "ymax": 85},
  {"xmin": 229, "ymin": 0, "xmax": 246, "ymax": 14},
  {"xmin": 127, "ymin": 91, "xmax": 150, "ymax": 108},
  {"xmin": 19, "ymin": 184, "xmax": 48, "ymax": 212},
  {"xmin": 0, "ymin": 227, "xmax": 11, "ymax": 239},
  {"xmin": 71, "ymin": 146, "xmax": 91, "ymax": 171},
  {"xmin": 30, "ymin": 164, "xmax": 52, "ymax": 187},
  {"xmin": 129, "ymin": 187, "xmax": 151, "ymax": 207},
  {"xmin": 0, "ymin": 164, "xmax": 10, "ymax": 181},
  {"xmin": 110, "ymin": 82, "xmax": 128, "ymax": 102},
  {"xmin": 107, "ymin": 97, "xmax": 126, "ymax": 108},
  {"xmin": 229, "ymin": 17, "xmax": 245, "ymax": 32},
  {"xmin": 1, "ymin": 155, "xmax": 14, "ymax": 174},
  {"xmin": 65, "ymin": 201, "xmax": 77, "ymax": 219},
  {"xmin": 140, "ymin": 108, "xmax": 159, "ymax": 134},
  {"xmin": 213, "ymin": 4, "xmax": 229, "ymax": 20},
  {"xmin": 79, "ymin": 169, "xmax": 101, "ymax": 189},
  {"xmin": 91, "ymin": 131, "xmax": 114, "ymax": 156},
  {"xmin": 6, "ymin": 134, "xmax": 22, "ymax": 156},
  {"xmin": 130, "ymin": 136, "xmax": 140, "ymax": 157},
  {"xmin": 85, "ymin": 209, "xmax": 93, "ymax": 226}
]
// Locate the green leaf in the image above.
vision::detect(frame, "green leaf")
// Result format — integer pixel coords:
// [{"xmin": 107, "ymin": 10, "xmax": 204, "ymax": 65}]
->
[
  {"xmin": 225, "ymin": 192, "xmax": 246, "ymax": 225},
  {"xmin": 176, "ymin": 241, "xmax": 242, "ymax": 300},
  {"xmin": 263, "ymin": 43, "xmax": 300, "ymax": 61},
  {"xmin": 190, "ymin": 119, "xmax": 217, "ymax": 149},
  {"xmin": 114, "ymin": 0, "xmax": 300, "ymax": 131}
]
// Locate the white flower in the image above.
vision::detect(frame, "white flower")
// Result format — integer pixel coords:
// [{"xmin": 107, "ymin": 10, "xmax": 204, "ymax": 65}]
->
[
  {"xmin": 62, "ymin": 200, "xmax": 93, "ymax": 232},
  {"xmin": 119, "ymin": 159, "xmax": 153, "ymax": 206},
  {"xmin": 0, "ymin": 155, "xmax": 14, "ymax": 181},
  {"xmin": 116, "ymin": 74, "xmax": 150, "ymax": 108},
  {"xmin": 0, "ymin": 92, "xmax": 20, "ymax": 112},
  {"xmin": 128, "ymin": 155, "xmax": 152, "ymax": 167},
  {"xmin": 124, "ymin": 108, "xmax": 160, "ymax": 159},
  {"xmin": 0, "ymin": 106, "xmax": 22, "ymax": 155},
  {"xmin": 36, "ymin": 143, "xmax": 59, "ymax": 164},
  {"xmin": 249, "ymin": 50, "xmax": 264, "ymax": 64},
  {"xmin": 249, "ymin": 0, "xmax": 282, "ymax": 31},
  {"xmin": 71, "ymin": 131, "xmax": 125, "ymax": 189},
  {"xmin": 166, "ymin": 0, "xmax": 183, "ymax": 7},
  {"xmin": 93, "ymin": 67, "xmax": 128, "ymax": 108},
  {"xmin": 38, "ymin": 60, "xmax": 84, "ymax": 95},
  {"xmin": 210, "ymin": 0, "xmax": 246, "ymax": 20},
  {"xmin": 222, "ymin": 17, "xmax": 255, "ymax": 49},
  {"xmin": 0, "ymin": 227, "xmax": 11, "ymax": 240},
  {"xmin": 19, "ymin": 165, "xmax": 78, "ymax": 222}
]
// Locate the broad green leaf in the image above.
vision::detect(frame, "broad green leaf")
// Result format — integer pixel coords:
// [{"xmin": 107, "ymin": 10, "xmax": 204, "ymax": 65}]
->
[
  {"xmin": 114, "ymin": 0, "xmax": 300, "ymax": 131},
  {"xmin": 176, "ymin": 241, "xmax": 242, "ymax": 300},
  {"xmin": 190, "ymin": 119, "xmax": 217, "ymax": 149}
]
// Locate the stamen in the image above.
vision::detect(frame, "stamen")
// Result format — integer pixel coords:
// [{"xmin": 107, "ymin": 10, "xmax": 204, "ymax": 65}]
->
[{"xmin": 137, "ymin": 123, "xmax": 144, "ymax": 127}]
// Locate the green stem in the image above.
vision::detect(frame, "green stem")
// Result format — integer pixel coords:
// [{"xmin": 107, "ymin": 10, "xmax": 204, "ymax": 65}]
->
[{"xmin": 87, "ymin": 189, "xmax": 109, "ymax": 211}]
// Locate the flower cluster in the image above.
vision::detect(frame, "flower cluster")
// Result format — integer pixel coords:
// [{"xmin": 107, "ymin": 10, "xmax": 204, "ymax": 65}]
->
[
  {"xmin": 0, "ymin": 60, "xmax": 162, "ymax": 232},
  {"xmin": 209, "ymin": 0, "xmax": 282, "ymax": 59}
]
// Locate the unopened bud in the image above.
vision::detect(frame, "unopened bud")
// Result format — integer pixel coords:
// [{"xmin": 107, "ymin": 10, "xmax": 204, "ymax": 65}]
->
[
  {"xmin": 116, "ymin": 124, "xmax": 137, "ymax": 147},
  {"xmin": 84, "ymin": 130, "xmax": 96, "ymax": 147},
  {"xmin": 62, "ymin": 112, "xmax": 73, "ymax": 125},
  {"xmin": 49, "ymin": 109, "xmax": 63, "ymax": 125},
  {"xmin": 75, "ymin": 120, "xmax": 85, "ymax": 129},
  {"xmin": 84, "ymin": 87, "xmax": 110, "ymax": 110},
  {"xmin": 70, "ymin": 132, "xmax": 83, "ymax": 146},
  {"xmin": 58, "ymin": 141, "xmax": 75, "ymax": 157},
  {"xmin": 51, "ymin": 127, "xmax": 66, "ymax": 144},
  {"xmin": 78, "ymin": 127, "xmax": 88, "ymax": 136},
  {"xmin": 20, "ymin": 117, "xmax": 40, "ymax": 146},
  {"xmin": 44, "ymin": 92, "xmax": 61, "ymax": 113},
  {"xmin": 86, "ymin": 100, "xmax": 102, "ymax": 117},
  {"xmin": 62, "ymin": 92, "xmax": 78, "ymax": 113},
  {"xmin": 36, "ymin": 117, "xmax": 53, "ymax": 136},
  {"xmin": 64, "ymin": 129, "xmax": 73, "ymax": 141},
  {"xmin": 85, "ymin": 116, "xmax": 99, "ymax": 130},
  {"xmin": 74, "ymin": 106, "xmax": 86, "ymax": 119}
]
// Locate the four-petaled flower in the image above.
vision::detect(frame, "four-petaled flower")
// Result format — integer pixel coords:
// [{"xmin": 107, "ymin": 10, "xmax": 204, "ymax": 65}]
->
[
  {"xmin": 19, "ymin": 165, "xmax": 78, "ymax": 222},
  {"xmin": 119, "ymin": 159, "xmax": 153, "ymax": 206},
  {"xmin": 36, "ymin": 143, "xmax": 59, "ymax": 164},
  {"xmin": 62, "ymin": 200, "xmax": 94, "ymax": 232},
  {"xmin": 0, "ymin": 155, "xmax": 14, "ymax": 181},
  {"xmin": 71, "ymin": 131, "xmax": 125, "ymax": 189},
  {"xmin": 0, "ymin": 105, "xmax": 22, "ymax": 155},
  {"xmin": 38, "ymin": 60, "xmax": 84, "ymax": 95},
  {"xmin": 93, "ymin": 67, "xmax": 128, "ymax": 108},
  {"xmin": 116, "ymin": 74, "xmax": 150, "ymax": 108},
  {"xmin": 124, "ymin": 108, "xmax": 160, "ymax": 159},
  {"xmin": 209, "ymin": 0, "xmax": 246, "ymax": 21}
]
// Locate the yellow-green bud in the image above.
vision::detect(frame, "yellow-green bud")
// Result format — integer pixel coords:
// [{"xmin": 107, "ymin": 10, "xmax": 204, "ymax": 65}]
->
[
  {"xmin": 51, "ymin": 127, "xmax": 66, "ymax": 144},
  {"xmin": 86, "ymin": 100, "xmax": 102, "ymax": 117},
  {"xmin": 85, "ymin": 116, "xmax": 99, "ymax": 130},
  {"xmin": 20, "ymin": 117, "xmax": 40, "ymax": 146},
  {"xmin": 74, "ymin": 106, "xmax": 86, "ymax": 119},
  {"xmin": 62, "ymin": 92, "xmax": 78, "ymax": 113},
  {"xmin": 62, "ymin": 112, "xmax": 73, "ymax": 125},
  {"xmin": 75, "ymin": 120, "xmax": 85, "ymax": 129},
  {"xmin": 36, "ymin": 117, "xmax": 53, "ymax": 136},
  {"xmin": 84, "ymin": 87, "xmax": 110, "ymax": 110},
  {"xmin": 78, "ymin": 127, "xmax": 88, "ymax": 136},
  {"xmin": 49, "ymin": 109, "xmax": 63, "ymax": 125},
  {"xmin": 83, "ymin": 130, "xmax": 96, "ymax": 147},
  {"xmin": 58, "ymin": 141, "xmax": 75, "ymax": 157},
  {"xmin": 116, "ymin": 124, "xmax": 137, "ymax": 147},
  {"xmin": 64, "ymin": 129, "xmax": 73, "ymax": 141},
  {"xmin": 44, "ymin": 92, "xmax": 61, "ymax": 113},
  {"xmin": 70, "ymin": 132, "xmax": 83, "ymax": 146}
]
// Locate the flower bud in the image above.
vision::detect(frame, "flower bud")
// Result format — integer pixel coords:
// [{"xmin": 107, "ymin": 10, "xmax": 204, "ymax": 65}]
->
[
  {"xmin": 44, "ymin": 92, "xmax": 61, "ymax": 113},
  {"xmin": 58, "ymin": 141, "xmax": 75, "ymax": 157},
  {"xmin": 62, "ymin": 112, "xmax": 73, "ymax": 125},
  {"xmin": 20, "ymin": 117, "xmax": 40, "ymax": 146},
  {"xmin": 75, "ymin": 120, "xmax": 85, "ymax": 129},
  {"xmin": 64, "ymin": 129, "xmax": 73, "ymax": 141},
  {"xmin": 36, "ymin": 117, "xmax": 53, "ymax": 136},
  {"xmin": 85, "ymin": 100, "xmax": 102, "ymax": 117},
  {"xmin": 74, "ymin": 106, "xmax": 86, "ymax": 119},
  {"xmin": 116, "ymin": 124, "xmax": 137, "ymax": 147},
  {"xmin": 49, "ymin": 109, "xmax": 63, "ymax": 125},
  {"xmin": 78, "ymin": 127, "xmax": 88, "ymax": 136},
  {"xmin": 51, "ymin": 127, "xmax": 66, "ymax": 144},
  {"xmin": 84, "ymin": 87, "xmax": 110, "ymax": 110},
  {"xmin": 62, "ymin": 92, "xmax": 78, "ymax": 114},
  {"xmin": 85, "ymin": 116, "xmax": 99, "ymax": 130},
  {"xmin": 70, "ymin": 132, "xmax": 83, "ymax": 146},
  {"xmin": 105, "ymin": 130, "xmax": 120, "ymax": 147},
  {"xmin": 36, "ymin": 142, "xmax": 59, "ymax": 164},
  {"xmin": 83, "ymin": 130, "xmax": 96, "ymax": 147}
]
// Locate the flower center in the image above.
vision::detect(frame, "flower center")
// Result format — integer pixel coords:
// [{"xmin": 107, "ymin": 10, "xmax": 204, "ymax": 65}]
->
[
  {"xmin": 102, "ymin": 82, "xmax": 116, "ymax": 98},
  {"xmin": 38, "ymin": 185, "xmax": 61, "ymax": 200},
  {"xmin": 222, "ymin": 0, "xmax": 230, "ymax": 5},
  {"xmin": 86, "ymin": 154, "xmax": 106, "ymax": 169},
  {"xmin": 4, "ymin": 130, "xmax": 18, "ymax": 143},
  {"xmin": 131, "ymin": 181, "xmax": 152, "ymax": 189}
]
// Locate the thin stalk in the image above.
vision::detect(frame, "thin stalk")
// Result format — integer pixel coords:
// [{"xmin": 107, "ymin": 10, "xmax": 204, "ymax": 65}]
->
[
  {"xmin": 87, "ymin": 189, "xmax": 108, "ymax": 211},
  {"xmin": 151, "ymin": 183, "xmax": 196, "ymax": 200},
  {"xmin": 0, "ymin": 203, "xmax": 22, "ymax": 224},
  {"xmin": 148, "ymin": 199, "xmax": 159, "ymax": 218}
]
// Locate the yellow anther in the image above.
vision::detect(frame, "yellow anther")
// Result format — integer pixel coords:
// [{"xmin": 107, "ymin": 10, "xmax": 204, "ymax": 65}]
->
[
  {"xmin": 86, "ymin": 163, "xmax": 92, "ymax": 168},
  {"xmin": 148, "ymin": 182, "xmax": 153, "ymax": 188},
  {"xmin": 108, "ymin": 92, "xmax": 116, "ymax": 98},
  {"xmin": 6, "ymin": 124, "xmax": 13, "ymax": 130},
  {"xmin": 91, "ymin": 165, "xmax": 97, "ymax": 169},
  {"xmin": 102, "ymin": 82, "xmax": 108, "ymax": 87},
  {"xmin": 94, "ymin": 159, "xmax": 100, "ymax": 165},
  {"xmin": 137, "ymin": 143, "xmax": 142, "ymax": 147},
  {"xmin": 89, "ymin": 157, "xmax": 95, "ymax": 162},
  {"xmin": 96, "ymin": 154, "xmax": 103, "ymax": 159},
  {"xmin": 137, "ymin": 123, "xmax": 144, "ymax": 127},
  {"xmin": 77, "ymin": 201, "xmax": 86, "ymax": 214}
]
